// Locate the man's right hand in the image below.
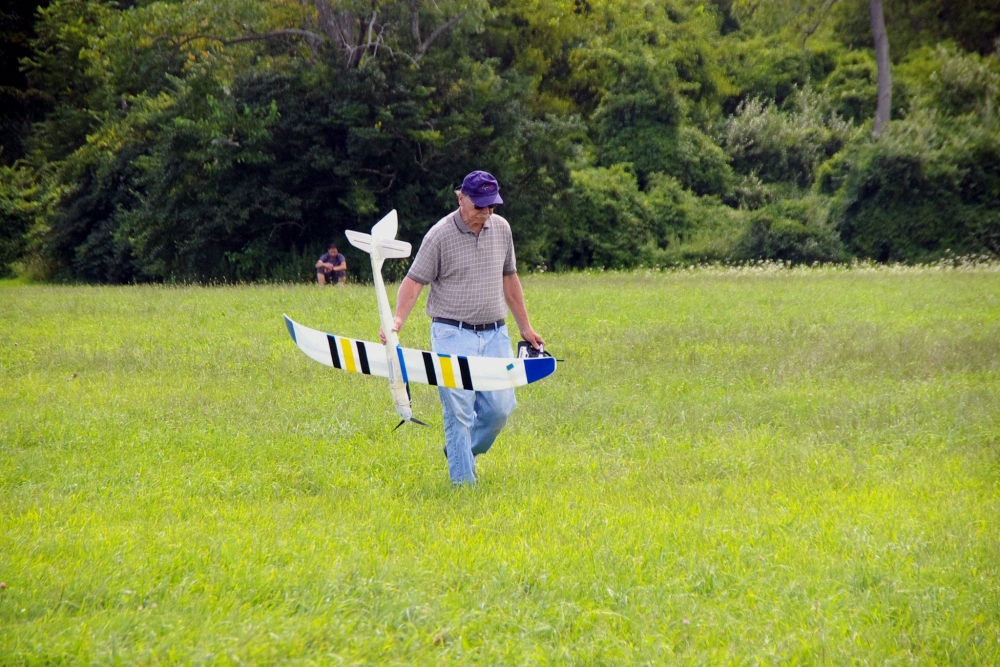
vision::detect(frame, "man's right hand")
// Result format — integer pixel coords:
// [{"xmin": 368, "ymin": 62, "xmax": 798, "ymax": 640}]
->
[{"xmin": 378, "ymin": 316, "xmax": 405, "ymax": 344}]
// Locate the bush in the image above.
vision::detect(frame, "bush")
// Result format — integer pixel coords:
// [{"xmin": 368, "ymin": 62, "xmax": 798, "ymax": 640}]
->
[
  {"xmin": 20, "ymin": 51, "xmax": 580, "ymax": 283},
  {"xmin": 726, "ymin": 39, "xmax": 838, "ymax": 110},
  {"xmin": 545, "ymin": 165, "xmax": 655, "ymax": 270},
  {"xmin": 720, "ymin": 85, "xmax": 860, "ymax": 187},
  {"xmin": 904, "ymin": 45, "xmax": 1000, "ymax": 119},
  {"xmin": 590, "ymin": 38, "xmax": 735, "ymax": 196},
  {"xmin": 601, "ymin": 122, "xmax": 734, "ymax": 196},
  {"xmin": 669, "ymin": 126, "xmax": 734, "ymax": 196},
  {"xmin": 541, "ymin": 165, "xmax": 743, "ymax": 270},
  {"xmin": 820, "ymin": 50, "xmax": 879, "ymax": 124},
  {"xmin": 732, "ymin": 196, "xmax": 845, "ymax": 264},
  {"xmin": 826, "ymin": 109, "xmax": 1000, "ymax": 261},
  {"xmin": 819, "ymin": 46, "xmax": 1000, "ymax": 262}
]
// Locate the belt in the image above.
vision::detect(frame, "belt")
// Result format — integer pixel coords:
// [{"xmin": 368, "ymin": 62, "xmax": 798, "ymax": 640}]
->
[{"xmin": 432, "ymin": 317, "xmax": 506, "ymax": 332}]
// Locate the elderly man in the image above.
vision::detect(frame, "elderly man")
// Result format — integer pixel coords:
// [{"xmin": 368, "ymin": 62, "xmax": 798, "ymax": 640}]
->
[{"xmin": 380, "ymin": 171, "xmax": 544, "ymax": 484}]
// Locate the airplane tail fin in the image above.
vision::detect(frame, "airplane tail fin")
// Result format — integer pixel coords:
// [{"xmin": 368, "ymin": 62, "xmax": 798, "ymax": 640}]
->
[
  {"xmin": 346, "ymin": 209, "xmax": 410, "ymax": 258},
  {"xmin": 370, "ymin": 209, "xmax": 398, "ymax": 241}
]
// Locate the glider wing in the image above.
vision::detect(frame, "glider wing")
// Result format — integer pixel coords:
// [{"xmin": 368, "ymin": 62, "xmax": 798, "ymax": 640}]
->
[{"xmin": 284, "ymin": 315, "xmax": 556, "ymax": 391}]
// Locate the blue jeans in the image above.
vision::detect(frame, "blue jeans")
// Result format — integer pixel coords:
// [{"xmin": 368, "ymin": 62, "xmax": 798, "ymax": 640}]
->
[{"xmin": 431, "ymin": 322, "xmax": 517, "ymax": 484}]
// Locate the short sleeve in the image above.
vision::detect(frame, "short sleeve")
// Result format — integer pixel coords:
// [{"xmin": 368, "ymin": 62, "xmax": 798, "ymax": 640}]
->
[
  {"xmin": 407, "ymin": 228, "xmax": 439, "ymax": 285},
  {"xmin": 502, "ymin": 227, "xmax": 516, "ymax": 276}
]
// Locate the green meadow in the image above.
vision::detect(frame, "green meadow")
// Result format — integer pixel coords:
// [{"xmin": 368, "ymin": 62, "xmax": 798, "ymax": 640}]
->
[{"xmin": 2, "ymin": 264, "xmax": 998, "ymax": 666}]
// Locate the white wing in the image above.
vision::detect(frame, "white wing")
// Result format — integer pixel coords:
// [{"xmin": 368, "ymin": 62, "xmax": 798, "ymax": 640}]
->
[{"xmin": 283, "ymin": 315, "xmax": 556, "ymax": 391}]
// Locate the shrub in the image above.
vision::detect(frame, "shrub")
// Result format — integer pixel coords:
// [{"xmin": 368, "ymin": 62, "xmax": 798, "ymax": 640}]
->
[
  {"xmin": 543, "ymin": 166, "xmax": 727, "ymax": 270},
  {"xmin": 827, "ymin": 109, "xmax": 1000, "ymax": 261},
  {"xmin": 817, "ymin": 46, "xmax": 1000, "ymax": 262},
  {"xmin": 720, "ymin": 85, "xmax": 860, "ymax": 187},
  {"xmin": 820, "ymin": 50, "xmax": 878, "ymax": 124},
  {"xmin": 601, "ymin": 122, "xmax": 734, "ymax": 196},
  {"xmin": 545, "ymin": 165, "xmax": 655, "ymax": 270},
  {"xmin": 729, "ymin": 172, "xmax": 768, "ymax": 210},
  {"xmin": 590, "ymin": 38, "xmax": 735, "ymax": 196},
  {"xmin": 669, "ymin": 126, "xmax": 735, "ymax": 196},
  {"xmin": 916, "ymin": 45, "xmax": 999, "ymax": 119},
  {"xmin": 732, "ymin": 196, "xmax": 845, "ymax": 264},
  {"xmin": 726, "ymin": 38, "xmax": 838, "ymax": 110},
  {"xmin": 0, "ymin": 162, "xmax": 68, "ymax": 280}
]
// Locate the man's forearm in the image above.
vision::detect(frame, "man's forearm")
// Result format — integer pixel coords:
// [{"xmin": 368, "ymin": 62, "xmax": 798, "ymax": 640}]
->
[
  {"xmin": 503, "ymin": 273, "xmax": 531, "ymax": 333},
  {"xmin": 503, "ymin": 273, "xmax": 544, "ymax": 348},
  {"xmin": 393, "ymin": 276, "xmax": 424, "ymax": 332}
]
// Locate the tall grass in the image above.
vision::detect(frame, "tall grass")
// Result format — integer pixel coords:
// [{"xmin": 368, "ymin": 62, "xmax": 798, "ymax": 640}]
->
[{"xmin": 2, "ymin": 264, "xmax": 998, "ymax": 665}]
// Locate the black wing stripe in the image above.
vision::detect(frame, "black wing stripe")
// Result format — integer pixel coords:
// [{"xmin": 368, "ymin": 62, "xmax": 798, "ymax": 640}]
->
[
  {"xmin": 457, "ymin": 356, "xmax": 473, "ymax": 390},
  {"xmin": 328, "ymin": 335, "xmax": 342, "ymax": 369},
  {"xmin": 422, "ymin": 351, "xmax": 437, "ymax": 386},
  {"xmin": 355, "ymin": 340, "xmax": 370, "ymax": 375}
]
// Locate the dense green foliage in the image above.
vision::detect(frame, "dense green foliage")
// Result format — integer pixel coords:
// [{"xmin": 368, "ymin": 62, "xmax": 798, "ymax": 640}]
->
[
  {"xmin": 823, "ymin": 46, "xmax": 1000, "ymax": 260},
  {"xmin": 0, "ymin": 0, "xmax": 50, "ymax": 167},
  {"xmin": 1, "ymin": 0, "xmax": 999, "ymax": 281}
]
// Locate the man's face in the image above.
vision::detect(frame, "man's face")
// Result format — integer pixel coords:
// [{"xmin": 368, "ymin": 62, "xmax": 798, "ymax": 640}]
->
[
  {"xmin": 458, "ymin": 193, "xmax": 495, "ymax": 225},
  {"xmin": 328, "ymin": 247, "xmax": 338, "ymax": 256}
]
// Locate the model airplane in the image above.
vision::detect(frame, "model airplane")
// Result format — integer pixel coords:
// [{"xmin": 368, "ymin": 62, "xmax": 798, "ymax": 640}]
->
[{"xmin": 284, "ymin": 209, "xmax": 557, "ymax": 427}]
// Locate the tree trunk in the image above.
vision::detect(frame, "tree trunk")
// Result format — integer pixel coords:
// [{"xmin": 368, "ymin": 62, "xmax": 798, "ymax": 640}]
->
[{"xmin": 869, "ymin": 0, "xmax": 892, "ymax": 138}]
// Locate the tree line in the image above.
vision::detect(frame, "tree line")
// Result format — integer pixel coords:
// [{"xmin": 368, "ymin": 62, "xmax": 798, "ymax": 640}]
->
[{"xmin": 1, "ymin": 0, "xmax": 998, "ymax": 283}]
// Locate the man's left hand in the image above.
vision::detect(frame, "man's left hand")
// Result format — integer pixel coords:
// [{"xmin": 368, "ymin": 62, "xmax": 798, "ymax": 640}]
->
[{"xmin": 520, "ymin": 327, "xmax": 545, "ymax": 350}]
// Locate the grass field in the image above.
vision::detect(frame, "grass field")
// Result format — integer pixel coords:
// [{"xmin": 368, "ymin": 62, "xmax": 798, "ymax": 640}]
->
[{"xmin": 2, "ymin": 264, "xmax": 999, "ymax": 665}]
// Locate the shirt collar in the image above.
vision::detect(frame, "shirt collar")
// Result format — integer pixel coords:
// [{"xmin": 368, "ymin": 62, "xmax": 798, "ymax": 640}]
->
[{"xmin": 451, "ymin": 209, "xmax": 490, "ymax": 234}]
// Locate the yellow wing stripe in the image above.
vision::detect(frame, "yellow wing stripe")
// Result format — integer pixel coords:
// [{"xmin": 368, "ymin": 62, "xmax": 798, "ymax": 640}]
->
[
  {"xmin": 340, "ymin": 338, "xmax": 357, "ymax": 373},
  {"xmin": 438, "ymin": 355, "xmax": 457, "ymax": 388}
]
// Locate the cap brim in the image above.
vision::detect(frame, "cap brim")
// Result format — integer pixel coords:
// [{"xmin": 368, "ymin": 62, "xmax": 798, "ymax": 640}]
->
[{"xmin": 466, "ymin": 192, "xmax": 503, "ymax": 207}]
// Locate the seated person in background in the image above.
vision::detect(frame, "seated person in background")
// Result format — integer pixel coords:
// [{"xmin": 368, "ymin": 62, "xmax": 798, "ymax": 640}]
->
[{"xmin": 316, "ymin": 243, "xmax": 347, "ymax": 285}]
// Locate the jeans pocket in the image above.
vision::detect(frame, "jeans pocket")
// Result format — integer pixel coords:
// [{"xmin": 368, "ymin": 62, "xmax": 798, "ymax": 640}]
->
[{"xmin": 431, "ymin": 324, "xmax": 460, "ymax": 341}]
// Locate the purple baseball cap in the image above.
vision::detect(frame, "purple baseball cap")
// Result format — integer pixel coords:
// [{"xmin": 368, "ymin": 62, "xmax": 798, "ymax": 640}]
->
[{"xmin": 461, "ymin": 171, "xmax": 503, "ymax": 207}]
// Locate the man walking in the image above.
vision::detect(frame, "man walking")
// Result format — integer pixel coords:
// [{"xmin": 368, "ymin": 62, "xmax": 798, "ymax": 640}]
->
[{"xmin": 380, "ymin": 171, "xmax": 544, "ymax": 484}]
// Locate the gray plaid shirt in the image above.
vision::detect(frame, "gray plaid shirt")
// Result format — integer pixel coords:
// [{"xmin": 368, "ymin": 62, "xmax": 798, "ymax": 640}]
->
[{"xmin": 407, "ymin": 210, "xmax": 517, "ymax": 324}]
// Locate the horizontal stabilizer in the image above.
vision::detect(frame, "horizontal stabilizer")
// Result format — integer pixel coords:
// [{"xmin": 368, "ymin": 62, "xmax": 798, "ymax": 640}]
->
[
  {"xmin": 345, "ymin": 230, "xmax": 411, "ymax": 259},
  {"xmin": 377, "ymin": 238, "xmax": 411, "ymax": 258},
  {"xmin": 345, "ymin": 230, "xmax": 372, "ymax": 254}
]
